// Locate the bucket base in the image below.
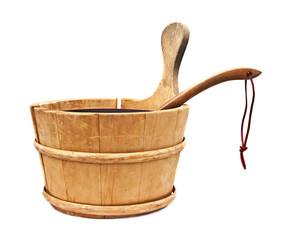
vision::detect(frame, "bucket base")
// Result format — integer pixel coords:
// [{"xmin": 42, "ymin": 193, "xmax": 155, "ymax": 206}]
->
[{"xmin": 43, "ymin": 186, "xmax": 176, "ymax": 218}]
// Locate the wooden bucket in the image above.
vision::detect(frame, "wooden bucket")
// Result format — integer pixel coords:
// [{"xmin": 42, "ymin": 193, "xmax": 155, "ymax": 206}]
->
[
  {"xmin": 30, "ymin": 22, "xmax": 190, "ymax": 218},
  {"xmin": 31, "ymin": 99, "xmax": 189, "ymax": 218}
]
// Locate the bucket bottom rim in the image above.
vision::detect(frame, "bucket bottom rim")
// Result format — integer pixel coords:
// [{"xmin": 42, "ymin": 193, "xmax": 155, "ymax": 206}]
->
[{"xmin": 42, "ymin": 186, "xmax": 176, "ymax": 218}]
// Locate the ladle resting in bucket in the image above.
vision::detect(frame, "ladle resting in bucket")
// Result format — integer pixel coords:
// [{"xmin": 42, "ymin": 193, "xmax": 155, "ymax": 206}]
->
[
  {"xmin": 66, "ymin": 67, "xmax": 261, "ymax": 113},
  {"xmin": 31, "ymin": 22, "xmax": 262, "ymax": 219}
]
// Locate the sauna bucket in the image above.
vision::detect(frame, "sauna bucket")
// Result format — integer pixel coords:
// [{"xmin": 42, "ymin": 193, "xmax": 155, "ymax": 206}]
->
[
  {"xmin": 30, "ymin": 22, "xmax": 190, "ymax": 218},
  {"xmin": 31, "ymin": 100, "xmax": 189, "ymax": 218}
]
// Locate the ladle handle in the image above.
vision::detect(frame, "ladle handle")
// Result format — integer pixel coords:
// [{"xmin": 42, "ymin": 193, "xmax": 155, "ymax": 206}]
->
[{"xmin": 157, "ymin": 68, "xmax": 262, "ymax": 110}]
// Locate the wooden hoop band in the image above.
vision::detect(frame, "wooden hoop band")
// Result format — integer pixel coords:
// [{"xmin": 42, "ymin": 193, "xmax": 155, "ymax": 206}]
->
[
  {"xmin": 43, "ymin": 186, "xmax": 176, "ymax": 218},
  {"xmin": 34, "ymin": 138, "xmax": 186, "ymax": 164}
]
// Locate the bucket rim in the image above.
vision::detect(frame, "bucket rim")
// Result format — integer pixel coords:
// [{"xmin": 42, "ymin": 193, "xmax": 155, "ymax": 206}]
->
[{"xmin": 30, "ymin": 98, "xmax": 189, "ymax": 115}]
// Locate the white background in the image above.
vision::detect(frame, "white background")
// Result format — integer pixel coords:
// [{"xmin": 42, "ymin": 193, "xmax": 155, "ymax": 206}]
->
[{"xmin": 0, "ymin": 0, "xmax": 280, "ymax": 239}]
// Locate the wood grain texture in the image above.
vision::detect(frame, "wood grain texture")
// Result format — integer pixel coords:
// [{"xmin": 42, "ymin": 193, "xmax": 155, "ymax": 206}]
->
[
  {"xmin": 138, "ymin": 155, "xmax": 179, "ymax": 203},
  {"xmin": 62, "ymin": 161, "xmax": 101, "ymax": 204},
  {"xmin": 32, "ymin": 99, "xmax": 187, "ymax": 209},
  {"xmin": 121, "ymin": 22, "xmax": 190, "ymax": 110},
  {"xmin": 35, "ymin": 139, "xmax": 185, "ymax": 205},
  {"xmin": 158, "ymin": 68, "xmax": 262, "ymax": 110},
  {"xmin": 55, "ymin": 112, "xmax": 100, "ymax": 152},
  {"xmin": 43, "ymin": 156, "xmax": 67, "ymax": 200},
  {"xmin": 31, "ymin": 99, "xmax": 119, "ymax": 203},
  {"xmin": 98, "ymin": 113, "xmax": 146, "ymax": 153},
  {"xmin": 30, "ymin": 105, "xmax": 48, "ymax": 188},
  {"xmin": 33, "ymin": 105, "xmax": 189, "ymax": 154}
]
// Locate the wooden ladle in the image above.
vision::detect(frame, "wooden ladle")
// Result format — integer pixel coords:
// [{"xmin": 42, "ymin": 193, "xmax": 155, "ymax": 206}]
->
[
  {"xmin": 66, "ymin": 68, "xmax": 261, "ymax": 114},
  {"xmin": 156, "ymin": 68, "xmax": 261, "ymax": 110}
]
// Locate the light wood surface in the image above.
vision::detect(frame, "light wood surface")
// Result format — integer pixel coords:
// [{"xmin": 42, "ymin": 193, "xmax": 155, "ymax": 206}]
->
[
  {"xmin": 31, "ymin": 98, "xmax": 188, "ymax": 216},
  {"xmin": 32, "ymin": 99, "xmax": 189, "ymax": 153},
  {"xmin": 34, "ymin": 138, "xmax": 186, "ymax": 164},
  {"xmin": 43, "ymin": 186, "xmax": 176, "ymax": 218},
  {"xmin": 121, "ymin": 22, "xmax": 190, "ymax": 110},
  {"xmin": 158, "ymin": 68, "xmax": 262, "ymax": 110}
]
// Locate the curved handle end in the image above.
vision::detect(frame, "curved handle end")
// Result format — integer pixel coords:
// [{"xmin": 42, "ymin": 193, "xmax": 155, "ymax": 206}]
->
[{"xmin": 247, "ymin": 68, "xmax": 262, "ymax": 78}]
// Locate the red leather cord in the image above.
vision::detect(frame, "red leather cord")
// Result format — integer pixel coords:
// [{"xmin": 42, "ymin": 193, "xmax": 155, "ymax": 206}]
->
[{"xmin": 240, "ymin": 72, "xmax": 255, "ymax": 170}]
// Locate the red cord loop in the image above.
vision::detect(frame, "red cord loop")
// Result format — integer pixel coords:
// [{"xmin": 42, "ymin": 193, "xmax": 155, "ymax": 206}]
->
[{"xmin": 239, "ymin": 72, "xmax": 255, "ymax": 170}]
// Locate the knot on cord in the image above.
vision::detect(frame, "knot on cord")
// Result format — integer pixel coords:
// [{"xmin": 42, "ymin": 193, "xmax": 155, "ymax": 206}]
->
[{"xmin": 239, "ymin": 145, "xmax": 248, "ymax": 153}]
